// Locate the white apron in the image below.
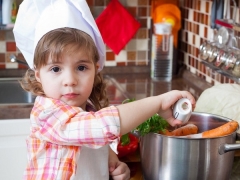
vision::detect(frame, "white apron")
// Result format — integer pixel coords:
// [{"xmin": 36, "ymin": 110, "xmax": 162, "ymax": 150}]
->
[{"xmin": 75, "ymin": 145, "xmax": 109, "ymax": 179}]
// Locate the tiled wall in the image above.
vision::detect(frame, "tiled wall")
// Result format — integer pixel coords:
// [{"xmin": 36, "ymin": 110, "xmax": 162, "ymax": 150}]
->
[
  {"xmin": 178, "ymin": 0, "xmax": 240, "ymax": 85},
  {"xmin": 2, "ymin": 0, "xmax": 240, "ymax": 85},
  {"xmin": 0, "ymin": 29, "xmax": 21, "ymax": 69},
  {"xmin": 0, "ymin": 0, "xmax": 152, "ymax": 70}
]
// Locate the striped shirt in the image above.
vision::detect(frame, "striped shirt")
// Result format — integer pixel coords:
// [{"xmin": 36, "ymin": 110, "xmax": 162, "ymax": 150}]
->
[{"xmin": 23, "ymin": 96, "xmax": 120, "ymax": 179}]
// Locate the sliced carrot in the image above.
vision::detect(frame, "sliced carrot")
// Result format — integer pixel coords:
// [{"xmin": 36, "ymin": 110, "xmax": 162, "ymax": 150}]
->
[
  {"xmin": 160, "ymin": 124, "xmax": 198, "ymax": 136},
  {"xmin": 188, "ymin": 120, "xmax": 239, "ymax": 138}
]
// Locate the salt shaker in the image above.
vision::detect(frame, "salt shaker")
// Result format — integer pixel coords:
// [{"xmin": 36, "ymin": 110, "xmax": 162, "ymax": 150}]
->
[{"xmin": 173, "ymin": 98, "xmax": 192, "ymax": 124}]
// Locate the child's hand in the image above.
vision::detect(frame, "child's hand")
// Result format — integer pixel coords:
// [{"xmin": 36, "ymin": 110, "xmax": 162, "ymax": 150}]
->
[
  {"xmin": 109, "ymin": 160, "xmax": 130, "ymax": 180},
  {"xmin": 109, "ymin": 147, "xmax": 130, "ymax": 180},
  {"xmin": 157, "ymin": 90, "xmax": 195, "ymax": 127}
]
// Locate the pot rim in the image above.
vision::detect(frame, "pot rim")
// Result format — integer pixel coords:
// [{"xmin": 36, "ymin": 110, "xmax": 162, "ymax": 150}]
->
[{"xmin": 135, "ymin": 112, "xmax": 239, "ymax": 140}]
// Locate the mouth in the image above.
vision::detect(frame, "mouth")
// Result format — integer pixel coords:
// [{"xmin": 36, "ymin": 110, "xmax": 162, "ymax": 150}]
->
[{"xmin": 63, "ymin": 93, "xmax": 79, "ymax": 99}]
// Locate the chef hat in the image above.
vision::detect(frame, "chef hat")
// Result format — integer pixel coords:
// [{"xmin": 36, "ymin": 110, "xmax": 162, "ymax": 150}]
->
[{"xmin": 13, "ymin": 0, "xmax": 105, "ymax": 71}]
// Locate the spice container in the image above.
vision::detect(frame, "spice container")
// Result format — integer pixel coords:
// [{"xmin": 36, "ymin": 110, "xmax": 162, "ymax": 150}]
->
[
  {"xmin": 199, "ymin": 41, "xmax": 208, "ymax": 60},
  {"xmin": 199, "ymin": 41, "xmax": 212, "ymax": 60},
  {"xmin": 223, "ymin": 49, "xmax": 239, "ymax": 70},
  {"xmin": 208, "ymin": 45, "xmax": 220, "ymax": 63},
  {"xmin": 215, "ymin": 49, "xmax": 228, "ymax": 67},
  {"xmin": 232, "ymin": 60, "xmax": 240, "ymax": 77}
]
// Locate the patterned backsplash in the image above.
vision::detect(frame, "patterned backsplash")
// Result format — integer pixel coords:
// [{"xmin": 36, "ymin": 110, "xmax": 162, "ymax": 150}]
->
[
  {"xmin": 179, "ymin": 0, "xmax": 240, "ymax": 85},
  {"xmin": 1, "ymin": 0, "xmax": 240, "ymax": 85}
]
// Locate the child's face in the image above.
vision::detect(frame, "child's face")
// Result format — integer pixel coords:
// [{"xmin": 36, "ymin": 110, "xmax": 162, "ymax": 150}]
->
[{"xmin": 35, "ymin": 49, "xmax": 96, "ymax": 109}]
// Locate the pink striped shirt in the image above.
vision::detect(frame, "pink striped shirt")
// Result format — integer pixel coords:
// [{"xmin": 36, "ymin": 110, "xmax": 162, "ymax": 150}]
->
[{"xmin": 23, "ymin": 96, "xmax": 120, "ymax": 179}]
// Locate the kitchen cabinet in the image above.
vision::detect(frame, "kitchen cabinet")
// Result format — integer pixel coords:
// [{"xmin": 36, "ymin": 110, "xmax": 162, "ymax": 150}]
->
[{"xmin": 0, "ymin": 119, "xmax": 29, "ymax": 179}]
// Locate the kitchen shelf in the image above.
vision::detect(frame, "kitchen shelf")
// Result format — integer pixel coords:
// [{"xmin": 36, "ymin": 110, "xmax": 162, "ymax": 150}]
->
[{"xmin": 201, "ymin": 60, "xmax": 240, "ymax": 83}]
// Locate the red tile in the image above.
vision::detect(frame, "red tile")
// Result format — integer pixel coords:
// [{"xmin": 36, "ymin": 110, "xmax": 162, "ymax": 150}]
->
[
  {"xmin": 127, "ymin": 7, "xmax": 137, "ymax": 17},
  {"xmin": 106, "ymin": 51, "xmax": 115, "ymax": 61},
  {"xmin": 6, "ymin": 42, "xmax": 16, "ymax": 51},
  {"xmin": 138, "ymin": 7, "xmax": 147, "ymax": 17},
  {"xmin": 0, "ymin": 64, "xmax": 6, "ymax": 69},
  {"xmin": 86, "ymin": 0, "xmax": 93, "ymax": 6}
]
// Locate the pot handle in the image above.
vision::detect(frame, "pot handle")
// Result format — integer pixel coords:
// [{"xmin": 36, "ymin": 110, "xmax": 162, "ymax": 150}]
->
[{"xmin": 218, "ymin": 143, "xmax": 240, "ymax": 155}]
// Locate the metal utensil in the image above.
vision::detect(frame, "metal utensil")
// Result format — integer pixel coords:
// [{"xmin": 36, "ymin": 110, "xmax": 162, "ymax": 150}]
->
[{"xmin": 10, "ymin": 54, "xmax": 28, "ymax": 66}]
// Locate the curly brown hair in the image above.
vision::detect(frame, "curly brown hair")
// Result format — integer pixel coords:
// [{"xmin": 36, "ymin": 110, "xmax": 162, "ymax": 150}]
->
[{"xmin": 21, "ymin": 28, "xmax": 109, "ymax": 110}]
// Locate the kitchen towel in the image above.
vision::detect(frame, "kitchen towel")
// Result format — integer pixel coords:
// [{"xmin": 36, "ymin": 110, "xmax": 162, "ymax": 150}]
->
[{"xmin": 96, "ymin": 0, "xmax": 140, "ymax": 55}]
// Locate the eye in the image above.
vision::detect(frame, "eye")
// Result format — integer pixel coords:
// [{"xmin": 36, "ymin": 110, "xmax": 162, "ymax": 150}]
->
[
  {"xmin": 51, "ymin": 66, "xmax": 60, "ymax": 72},
  {"xmin": 78, "ymin": 65, "xmax": 86, "ymax": 71}
]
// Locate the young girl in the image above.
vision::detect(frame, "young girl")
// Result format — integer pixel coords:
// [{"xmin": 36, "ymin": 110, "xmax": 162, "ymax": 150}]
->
[
  {"xmin": 21, "ymin": 27, "xmax": 132, "ymax": 180},
  {"xmin": 13, "ymin": 0, "xmax": 195, "ymax": 180}
]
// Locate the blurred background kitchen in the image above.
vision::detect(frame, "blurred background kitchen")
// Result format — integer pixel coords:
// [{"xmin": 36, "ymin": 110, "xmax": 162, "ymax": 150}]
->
[
  {"xmin": 2, "ymin": 0, "xmax": 240, "ymax": 179},
  {"xmin": 1, "ymin": 0, "xmax": 239, "ymax": 85}
]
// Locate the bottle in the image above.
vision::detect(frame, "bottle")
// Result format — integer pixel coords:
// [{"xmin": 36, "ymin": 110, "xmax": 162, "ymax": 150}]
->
[{"xmin": 2, "ymin": 0, "xmax": 13, "ymax": 24}]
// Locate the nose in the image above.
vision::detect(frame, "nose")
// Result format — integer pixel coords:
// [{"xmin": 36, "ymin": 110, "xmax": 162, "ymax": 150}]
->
[{"xmin": 63, "ymin": 70, "xmax": 78, "ymax": 86}]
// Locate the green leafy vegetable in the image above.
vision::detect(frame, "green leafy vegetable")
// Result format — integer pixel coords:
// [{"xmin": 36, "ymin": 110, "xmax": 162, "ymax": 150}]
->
[
  {"xmin": 122, "ymin": 98, "xmax": 169, "ymax": 136},
  {"xmin": 135, "ymin": 114, "xmax": 169, "ymax": 136}
]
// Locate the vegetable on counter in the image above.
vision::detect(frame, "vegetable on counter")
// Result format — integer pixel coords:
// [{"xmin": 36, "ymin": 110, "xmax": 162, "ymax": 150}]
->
[{"xmin": 117, "ymin": 133, "xmax": 139, "ymax": 158}]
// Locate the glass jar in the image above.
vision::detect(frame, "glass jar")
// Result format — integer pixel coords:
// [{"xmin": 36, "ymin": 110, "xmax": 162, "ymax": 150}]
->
[
  {"xmin": 199, "ymin": 41, "xmax": 211, "ymax": 60},
  {"xmin": 208, "ymin": 45, "xmax": 219, "ymax": 63},
  {"xmin": 224, "ymin": 50, "xmax": 238, "ymax": 70},
  {"xmin": 215, "ymin": 49, "xmax": 228, "ymax": 67},
  {"xmin": 232, "ymin": 60, "xmax": 240, "ymax": 77}
]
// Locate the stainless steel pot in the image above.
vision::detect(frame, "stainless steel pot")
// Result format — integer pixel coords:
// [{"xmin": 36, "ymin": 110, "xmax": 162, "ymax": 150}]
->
[{"xmin": 139, "ymin": 112, "xmax": 240, "ymax": 180}]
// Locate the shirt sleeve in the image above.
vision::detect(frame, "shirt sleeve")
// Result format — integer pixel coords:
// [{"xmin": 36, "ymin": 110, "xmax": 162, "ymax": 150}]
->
[{"xmin": 31, "ymin": 104, "xmax": 120, "ymax": 150}]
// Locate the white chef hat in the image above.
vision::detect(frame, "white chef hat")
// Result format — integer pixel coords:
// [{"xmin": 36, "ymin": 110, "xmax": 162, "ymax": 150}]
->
[{"xmin": 13, "ymin": 0, "xmax": 105, "ymax": 71}]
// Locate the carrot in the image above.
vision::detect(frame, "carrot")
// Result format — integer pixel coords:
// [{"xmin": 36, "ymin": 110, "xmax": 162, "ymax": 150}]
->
[
  {"xmin": 159, "ymin": 129, "xmax": 172, "ymax": 136},
  {"xmin": 188, "ymin": 120, "xmax": 239, "ymax": 138},
  {"xmin": 160, "ymin": 124, "xmax": 198, "ymax": 136}
]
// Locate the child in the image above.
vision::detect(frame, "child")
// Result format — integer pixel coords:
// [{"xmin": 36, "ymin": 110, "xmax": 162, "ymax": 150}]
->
[{"xmin": 13, "ymin": 0, "xmax": 195, "ymax": 179}]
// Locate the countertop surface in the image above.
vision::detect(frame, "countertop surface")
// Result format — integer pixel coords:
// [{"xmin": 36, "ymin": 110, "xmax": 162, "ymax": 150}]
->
[
  {"xmin": 0, "ymin": 70, "xmax": 209, "ymax": 119},
  {"xmin": 1, "ymin": 70, "xmax": 239, "ymax": 179}
]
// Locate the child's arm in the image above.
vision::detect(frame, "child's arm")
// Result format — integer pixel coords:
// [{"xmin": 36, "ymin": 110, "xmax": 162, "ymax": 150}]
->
[
  {"xmin": 108, "ymin": 146, "xmax": 130, "ymax": 180},
  {"xmin": 116, "ymin": 90, "xmax": 195, "ymax": 135}
]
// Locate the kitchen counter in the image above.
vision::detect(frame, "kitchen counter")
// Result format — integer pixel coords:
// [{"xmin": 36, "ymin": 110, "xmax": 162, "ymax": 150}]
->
[
  {"xmin": 0, "ymin": 70, "xmax": 209, "ymax": 119},
  {"xmin": 1, "ymin": 70, "xmax": 239, "ymax": 179}
]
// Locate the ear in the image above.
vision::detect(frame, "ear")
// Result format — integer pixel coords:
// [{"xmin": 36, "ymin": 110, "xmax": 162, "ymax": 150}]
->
[
  {"xmin": 96, "ymin": 63, "xmax": 100, "ymax": 71},
  {"xmin": 35, "ymin": 69, "xmax": 41, "ymax": 83}
]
